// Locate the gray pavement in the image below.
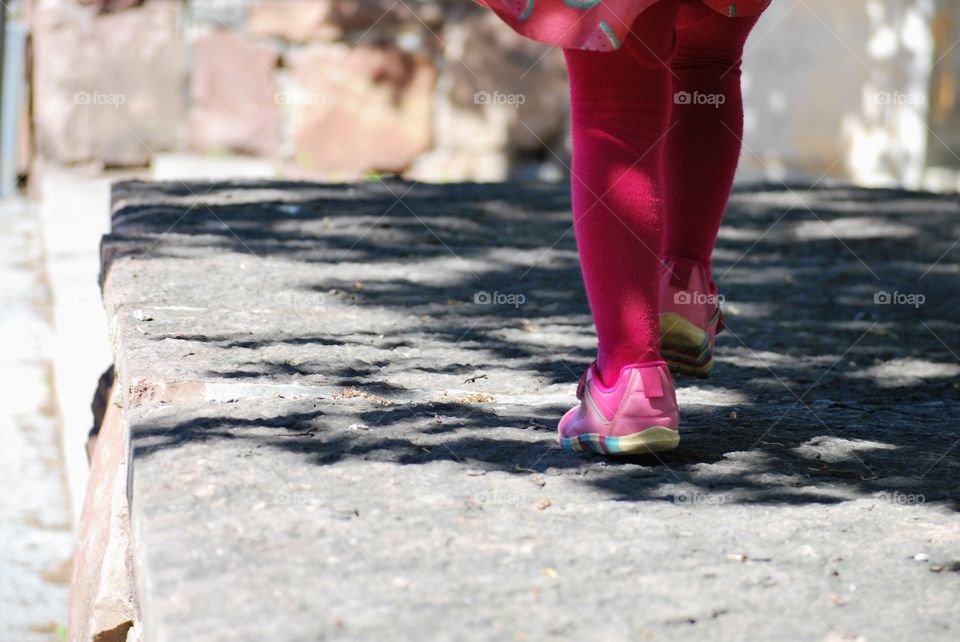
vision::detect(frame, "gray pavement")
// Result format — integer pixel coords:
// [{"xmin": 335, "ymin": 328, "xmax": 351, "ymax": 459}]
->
[
  {"xmin": 102, "ymin": 180, "xmax": 960, "ymax": 641},
  {"xmin": 38, "ymin": 169, "xmax": 120, "ymax": 525},
  {"xmin": 0, "ymin": 198, "xmax": 73, "ymax": 641}
]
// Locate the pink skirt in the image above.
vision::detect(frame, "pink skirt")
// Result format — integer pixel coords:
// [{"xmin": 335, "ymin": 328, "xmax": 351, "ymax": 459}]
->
[{"xmin": 473, "ymin": 0, "xmax": 772, "ymax": 51}]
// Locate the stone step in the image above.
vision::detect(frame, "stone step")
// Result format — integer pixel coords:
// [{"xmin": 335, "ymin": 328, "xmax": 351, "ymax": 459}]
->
[{"xmin": 75, "ymin": 179, "xmax": 960, "ymax": 642}]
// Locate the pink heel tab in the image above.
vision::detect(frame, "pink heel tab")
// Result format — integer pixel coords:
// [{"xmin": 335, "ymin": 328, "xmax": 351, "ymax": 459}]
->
[
  {"xmin": 575, "ymin": 359, "xmax": 598, "ymax": 400},
  {"xmin": 638, "ymin": 366, "xmax": 664, "ymax": 398},
  {"xmin": 618, "ymin": 359, "xmax": 669, "ymax": 373},
  {"xmin": 602, "ymin": 360, "xmax": 669, "ymax": 397},
  {"xmin": 661, "ymin": 255, "xmax": 714, "ymax": 283}
]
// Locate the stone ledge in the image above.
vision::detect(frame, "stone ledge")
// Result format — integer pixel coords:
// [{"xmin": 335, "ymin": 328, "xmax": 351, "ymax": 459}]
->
[{"xmin": 82, "ymin": 180, "xmax": 960, "ymax": 641}]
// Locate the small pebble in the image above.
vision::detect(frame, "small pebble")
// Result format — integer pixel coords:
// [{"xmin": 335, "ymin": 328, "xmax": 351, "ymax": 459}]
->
[{"xmin": 913, "ymin": 553, "xmax": 930, "ymax": 562}]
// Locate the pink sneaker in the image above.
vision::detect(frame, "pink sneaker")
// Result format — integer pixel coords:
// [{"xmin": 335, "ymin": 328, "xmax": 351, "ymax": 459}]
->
[
  {"xmin": 659, "ymin": 257, "xmax": 725, "ymax": 378},
  {"xmin": 558, "ymin": 361, "xmax": 680, "ymax": 455}
]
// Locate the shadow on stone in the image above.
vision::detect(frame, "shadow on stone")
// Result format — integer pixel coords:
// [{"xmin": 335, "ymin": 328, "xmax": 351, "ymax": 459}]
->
[{"xmin": 104, "ymin": 179, "xmax": 960, "ymax": 510}]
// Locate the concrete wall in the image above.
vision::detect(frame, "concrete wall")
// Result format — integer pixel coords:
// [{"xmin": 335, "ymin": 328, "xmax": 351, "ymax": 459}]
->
[{"xmin": 740, "ymin": 0, "xmax": 940, "ymax": 189}]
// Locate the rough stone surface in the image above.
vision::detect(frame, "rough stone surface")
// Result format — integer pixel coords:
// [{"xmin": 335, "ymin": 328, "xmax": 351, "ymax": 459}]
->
[
  {"xmin": 406, "ymin": 8, "xmax": 570, "ymax": 183},
  {"xmin": 31, "ymin": 1, "xmax": 186, "ymax": 167},
  {"xmin": 434, "ymin": 10, "xmax": 569, "ymax": 160},
  {"xmin": 288, "ymin": 44, "xmax": 435, "ymax": 178},
  {"xmin": 184, "ymin": 0, "xmax": 247, "ymax": 28},
  {"xmin": 101, "ymin": 180, "xmax": 960, "ymax": 641},
  {"xmin": 324, "ymin": 0, "xmax": 444, "ymax": 36},
  {"xmin": 247, "ymin": 0, "xmax": 341, "ymax": 43},
  {"xmin": 188, "ymin": 30, "xmax": 281, "ymax": 157},
  {"xmin": 69, "ymin": 402, "xmax": 137, "ymax": 642}
]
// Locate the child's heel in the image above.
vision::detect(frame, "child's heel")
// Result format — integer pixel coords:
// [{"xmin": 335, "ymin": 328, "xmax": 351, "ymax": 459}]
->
[{"xmin": 659, "ymin": 312, "xmax": 714, "ymax": 378}]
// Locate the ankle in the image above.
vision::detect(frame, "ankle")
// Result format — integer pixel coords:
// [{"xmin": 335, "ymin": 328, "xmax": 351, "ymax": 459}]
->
[{"xmin": 597, "ymin": 351, "xmax": 663, "ymax": 387}]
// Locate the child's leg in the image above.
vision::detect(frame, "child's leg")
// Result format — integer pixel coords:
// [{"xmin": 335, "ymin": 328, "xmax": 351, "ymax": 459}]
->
[
  {"xmin": 563, "ymin": 0, "xmax": 680, "ymax": 384},
  {"xmin": 661, "ymin": 3, "xmax": 761, "ymax": 269}
]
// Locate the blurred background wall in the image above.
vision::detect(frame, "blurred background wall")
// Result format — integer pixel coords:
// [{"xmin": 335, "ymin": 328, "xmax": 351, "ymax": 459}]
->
[{"xmin": 6, "ymin": 0, "xmax": 960, "ymax": 190}]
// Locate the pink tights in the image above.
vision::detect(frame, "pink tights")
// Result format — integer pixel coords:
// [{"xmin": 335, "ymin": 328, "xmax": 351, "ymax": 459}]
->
[{"xmin": 563, "ymin": 0, "xmax": 760, "ymax": 383}]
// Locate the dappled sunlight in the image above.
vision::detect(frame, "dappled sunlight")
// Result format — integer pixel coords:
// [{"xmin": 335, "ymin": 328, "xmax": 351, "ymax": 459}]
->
[
  {"xmin": 792, "ymin": 216, "xmax": 918, "ymax": 240},
  {"xmin": 850, "ymin": 357, "xmax": 960, "ymax": 387},
  {"xmin": 718, "ymin": 300, "xmax": 774, "ymax": 320},
  {"xmin": 793, "ymin": 435, "xmax": 899, "ymax": 463},
  {"xmin": 101, "ymin": 179, "xmax": 960, "ymax": 512},
  {"xmin": 719, "ymin": 347, "xmax": 836, "ymax": 371},
  {"xmin": 675, "ymin": 386, "xmax": 750, "ymax": 407}
]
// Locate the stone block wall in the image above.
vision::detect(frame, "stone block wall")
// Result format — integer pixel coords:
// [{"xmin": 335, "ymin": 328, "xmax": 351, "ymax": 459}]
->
[
  {"xmin": 27, "ymin": 0, "xmax": 571, "ymax": 182},
  {"xmin": 20, "ymin": 0, "xmax": 960, "ymax": 187}
]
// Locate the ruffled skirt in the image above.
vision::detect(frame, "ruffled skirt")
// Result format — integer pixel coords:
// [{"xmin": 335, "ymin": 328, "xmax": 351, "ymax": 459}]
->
[{"xmin": 472, "ymin": 0, "xmax": 771, "ymax": 51}]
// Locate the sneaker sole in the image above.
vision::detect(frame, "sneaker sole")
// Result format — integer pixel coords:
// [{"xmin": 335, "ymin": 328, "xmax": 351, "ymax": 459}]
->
[
  {"xmin": 559, "ymin": 426, "xmax": 680, "ymax": 455},
  {"xmin": 659, "ymin": 312, "xmax": 714, "ymax": 379}
]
